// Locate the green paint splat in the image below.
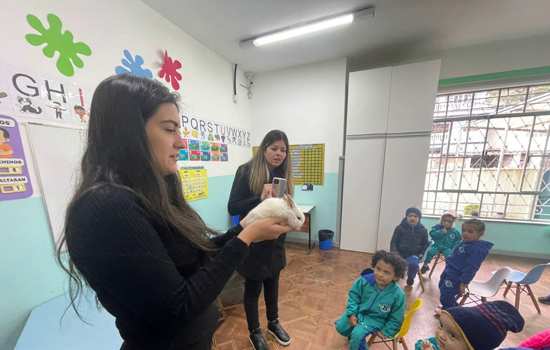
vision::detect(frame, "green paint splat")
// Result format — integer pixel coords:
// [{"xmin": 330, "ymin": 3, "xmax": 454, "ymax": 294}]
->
[{"xmin": 25, "ymin": 13, "xmax": 92, "ymax": 77}]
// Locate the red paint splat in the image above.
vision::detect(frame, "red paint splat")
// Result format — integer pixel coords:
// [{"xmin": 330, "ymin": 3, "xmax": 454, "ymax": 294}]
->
[{"xmin": 158, "ymin": 50, "xmax": 182, "ymax": 91}]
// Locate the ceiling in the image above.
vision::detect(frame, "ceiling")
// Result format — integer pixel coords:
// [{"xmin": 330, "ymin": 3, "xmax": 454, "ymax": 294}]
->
[{"xmin": 143, "ymin": 0, "xmax": 550, "ymax": 73}]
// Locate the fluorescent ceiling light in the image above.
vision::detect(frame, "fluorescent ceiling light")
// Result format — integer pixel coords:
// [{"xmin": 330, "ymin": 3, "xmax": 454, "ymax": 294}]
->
[{"xmin": 253, "ymin": 14, "xmax": 354, "ymax": 47}]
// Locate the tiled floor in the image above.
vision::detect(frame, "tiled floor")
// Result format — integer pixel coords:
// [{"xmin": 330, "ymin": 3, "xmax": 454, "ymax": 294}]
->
[{"xmin": 214, "ymin": 243, "xmax": 550, "ymax": 349}]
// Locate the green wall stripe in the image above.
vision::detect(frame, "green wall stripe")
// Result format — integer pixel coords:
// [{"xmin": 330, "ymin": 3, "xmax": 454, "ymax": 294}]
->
[{"xmin": 439, "ymin": 65, "xmax": 550, "ymax": 87}]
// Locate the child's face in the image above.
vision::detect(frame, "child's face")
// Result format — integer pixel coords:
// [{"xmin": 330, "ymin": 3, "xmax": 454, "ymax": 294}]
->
[
  {"xmin": 373, "ymin": 259, "xmax": 397, "ymax": 288},
  {"xmin": 461, "ymin": 224, "xmax": 482, "ymax": 241},
  {"xmin": 441, "ymin": 216, "xmax": 454, "ymax": 230},
  {"xmin": 435, "ymin": 312, "xmax": 470, "ymax": 350},
  {"xmin": 407, "ymin": 213, "xmax": 419, "ymax": 225}
]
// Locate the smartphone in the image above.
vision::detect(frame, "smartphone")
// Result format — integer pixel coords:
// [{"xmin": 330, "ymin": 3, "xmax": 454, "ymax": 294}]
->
[{"xmin": 272, "ymin": 177, "xmax": 287, "ymax": 198}]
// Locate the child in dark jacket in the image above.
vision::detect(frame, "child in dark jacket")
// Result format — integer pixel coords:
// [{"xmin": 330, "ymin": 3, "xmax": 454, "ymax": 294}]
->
[
  {"xmin": 439, "ymin": 218, "xmax": 493, "ymax": 309},
  {"xmin": 390, "ymin": 207, "xmax": 429, "ymax": 290},
  {"xmin": 335, "ymin": 250, "xmax": 407, "ymax": 350},
  {"xmin": 420, "ymin": 211, "xmax": 461, "ymax": 274}
]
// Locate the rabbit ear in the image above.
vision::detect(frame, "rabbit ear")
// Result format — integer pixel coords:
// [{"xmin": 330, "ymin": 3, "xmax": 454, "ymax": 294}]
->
[{"xmin": 284, "ymin": 194, "xmax": 297, "ymax": 209}]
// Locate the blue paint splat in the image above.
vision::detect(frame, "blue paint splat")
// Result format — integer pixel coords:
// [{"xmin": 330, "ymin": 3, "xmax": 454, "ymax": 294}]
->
[{"xmin": 115, "ymin": 49, "xmax": 153, "ymax": 78}]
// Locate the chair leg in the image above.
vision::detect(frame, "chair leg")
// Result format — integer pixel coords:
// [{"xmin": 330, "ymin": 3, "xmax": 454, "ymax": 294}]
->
[
  {"xmin": 525, "ymin": 285, "xmax": 542, "ymax": 314},
  {"xmin": 392, "ymin": 338, "xmax": 398, "ymax": 350},
  {"xmin": 417, "ymin": 272, "xmax": 425, "ymax": 293},
  {"xmin": 481, "ymin": 297, "xmax": 487, "ymax": 303},
  {"xmin": 459, "ymin": 292, "xmax": 469, "ymax": 305},
  {"xmin": 515, "ymin": 284, "xmax": 521, "ymax": 310},
  {"xmin": 503, "ymin": 280, "xmax": 512, "ymax": 298},
  {"xmin": 429, "ymin": 254, "xmax": 440, "ymax": 279}
]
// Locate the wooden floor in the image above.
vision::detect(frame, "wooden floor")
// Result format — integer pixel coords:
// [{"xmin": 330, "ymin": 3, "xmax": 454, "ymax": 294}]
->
[{"xmin": 213, "ymin": 243, "xmax": 550, "ymax": 350}]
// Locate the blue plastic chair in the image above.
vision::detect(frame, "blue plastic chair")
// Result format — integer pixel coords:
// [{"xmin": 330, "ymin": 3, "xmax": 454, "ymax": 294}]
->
[{"xmin": 502, "ymin": 262, "xmax": 550, "ymax": 314}]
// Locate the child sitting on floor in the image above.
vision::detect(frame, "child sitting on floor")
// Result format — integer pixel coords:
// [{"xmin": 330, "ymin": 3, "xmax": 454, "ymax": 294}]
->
[
  {"xmin": 421, "ymin": 211, "xmax": 461, "ymax": 274},
  {"xmin": 335, "ymin": 250, "xmax": 407, "ymax": 350},
  {"xmin": 415, "ymin": 300, "xmax": 524, "ymax": 350}
]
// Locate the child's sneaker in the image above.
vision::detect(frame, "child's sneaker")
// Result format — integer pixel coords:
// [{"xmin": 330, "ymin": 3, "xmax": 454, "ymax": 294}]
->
[{"xmin": 420, "ymin": 264, "xmax": 430, "ymax": 274}]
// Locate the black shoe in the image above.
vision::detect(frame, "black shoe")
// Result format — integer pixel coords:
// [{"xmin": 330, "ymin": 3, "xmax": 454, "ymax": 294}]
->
[
  {"xmin": 539, "ymin": 296, "xmax": 550, "ymax": 305},
  {"xmin": 249, "ymin": 328, "xmax": 270, "ymax": 350},
  {"xmin": 420, "ymin": 265, "xmax": 430, "ymax": 274},
  {"xmin": 268, "ymin": 320, "xmax": 291, "ymax": 346}
]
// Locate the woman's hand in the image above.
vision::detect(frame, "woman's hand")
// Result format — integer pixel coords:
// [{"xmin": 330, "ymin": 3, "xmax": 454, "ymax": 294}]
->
[
  {"xmin": 238, "ymin": 217, "xmax": 291, "ymax": 245},
  {"xmin": 261, "ymin": 184, "xmax": 273, "ymax": 200},
  {"xmin": 348, "ymin": 315, "xmax": 358, "ymax": 326}
]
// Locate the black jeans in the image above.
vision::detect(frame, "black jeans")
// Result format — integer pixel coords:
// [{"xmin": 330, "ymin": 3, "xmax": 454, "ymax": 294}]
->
[{"xmin": 244, "ymin": 272, "xmax": 280, "ymax": 331}]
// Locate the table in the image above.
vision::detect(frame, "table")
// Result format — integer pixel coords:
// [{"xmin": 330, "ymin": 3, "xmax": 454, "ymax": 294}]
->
[{"xmin": 297, "ymin": 204, "xmax": 315, "ymax": 252}]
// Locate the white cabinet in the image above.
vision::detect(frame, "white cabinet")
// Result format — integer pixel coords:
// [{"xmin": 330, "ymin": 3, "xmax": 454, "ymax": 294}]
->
[{"xmin": 340, "ymin": 59, "xmax": 440, "ymax": 253}]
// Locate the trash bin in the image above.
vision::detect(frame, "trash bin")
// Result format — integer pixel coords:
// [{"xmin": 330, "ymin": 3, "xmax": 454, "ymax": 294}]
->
[{"xmin": 318, "ymin": 229, "xmax": 334, "ymax": 250}]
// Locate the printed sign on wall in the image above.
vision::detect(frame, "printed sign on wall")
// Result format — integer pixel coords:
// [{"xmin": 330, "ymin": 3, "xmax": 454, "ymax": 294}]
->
[
  {"xmin": 0, "ymin": 62, "xmax": 90, "ymax": 125},
  {"xmin": 0, "ymin": 115, "xmax": 33, "ymax": 201},
  {"xmin": 178, "ymin": 166, "xmax": 208, "ymax": 201}
]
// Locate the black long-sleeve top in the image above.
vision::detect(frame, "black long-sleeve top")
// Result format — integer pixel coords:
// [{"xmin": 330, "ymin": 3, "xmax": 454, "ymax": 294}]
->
[
  {"xmin": 227, "ymin": 162, "xmax": 287, "ymax": 280},
  {"xmin": 66, "ymin": 184, "xmax": 248, "ymax": 349}
]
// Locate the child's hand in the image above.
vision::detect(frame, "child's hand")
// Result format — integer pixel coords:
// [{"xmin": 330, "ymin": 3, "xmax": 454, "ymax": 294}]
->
[
  {"xmin": 348, "ymin": 315, "xmax": 358, "ymax": 326},
  {"xmin": 261, "ymin": 184, "xmax": 273, "ymax": 200}
]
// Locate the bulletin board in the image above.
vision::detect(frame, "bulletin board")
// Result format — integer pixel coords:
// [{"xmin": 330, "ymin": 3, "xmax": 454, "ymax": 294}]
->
[
  {"xmin": 289, "ymin": 144, "xmax": 325, "ymax": 185},
  {"xmin": 253, "ymin": 143, "xmax": 325, "ymax": 185},
  {"xmin": 178, "ymin": 166, "xmax": 208, "ymax": 201}
]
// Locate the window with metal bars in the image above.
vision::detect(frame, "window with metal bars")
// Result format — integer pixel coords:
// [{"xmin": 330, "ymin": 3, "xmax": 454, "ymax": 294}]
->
[{"xmin": 423, "ymin": 83, "xmax": 550, "ymax": 221}]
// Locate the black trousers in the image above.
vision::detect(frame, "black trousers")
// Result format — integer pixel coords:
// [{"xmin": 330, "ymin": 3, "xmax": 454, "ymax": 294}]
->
[{"xmin": 243, "ymin": 271, "xmax": 280, "ymax": 331}]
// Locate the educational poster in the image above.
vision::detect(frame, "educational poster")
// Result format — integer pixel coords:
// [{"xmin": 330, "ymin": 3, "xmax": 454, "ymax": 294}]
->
[
  {"xmin": 0, "ymin": 60, "xmax": 90, "ymax": 125},
  {"xmin": 0, "ymin": 115, "xmax": 33, "ymax": 201},
  {"xmin": 181, "ymin": 113, "xmax": 251, "ymax": 148},
  {"xmin": 178, "ymin": 135, "xmax": 228, "ymax": 162},
  {"xmin": 252, "ymin": 143, "xmax": 325, "ymax": 185},
  {"xmin": 290, "ymin": 144, "xmax": 325, "ymax": 185},
  {"xmin": 178, "ymin": 166, "xmax": 208, "ymax": 201}
]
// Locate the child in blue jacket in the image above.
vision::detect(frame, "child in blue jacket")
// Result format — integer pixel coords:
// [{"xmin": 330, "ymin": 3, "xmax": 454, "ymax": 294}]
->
[
  {"xmin": 420, "ymin": 211, "xmax": 461, "ymax": 274},
  {"xmin": 335, "ymin": 250, "xmax": 407, "ymax": 350},
  {"xmin": 439, "ymin": 219, "xmax": 493, "ymax": 309}
]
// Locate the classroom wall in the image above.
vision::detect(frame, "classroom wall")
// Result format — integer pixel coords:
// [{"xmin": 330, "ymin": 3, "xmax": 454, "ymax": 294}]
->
[
  {"xmin": 250, "ymin": 58, "xmax": 347, "ymax": 243},
  {"xmin": 0, "ymin": 1, "xmax": 254, "ymax": 348}
]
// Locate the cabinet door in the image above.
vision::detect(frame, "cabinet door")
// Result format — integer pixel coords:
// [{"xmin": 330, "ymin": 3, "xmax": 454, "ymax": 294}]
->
[
  {"xmin": 376, "ymin": 135, "xmax": 431, "ymax": 250},
  {"xmin": 386, "ymin": 60, "xmax": 441, "ymax": 134},
  {"xmin": 340, "ymin": 138, "xmax": 385, "ymax": 253},
  {"xmin": 347, "ymin": 67, "xmax": 392, "ymax": 136}
]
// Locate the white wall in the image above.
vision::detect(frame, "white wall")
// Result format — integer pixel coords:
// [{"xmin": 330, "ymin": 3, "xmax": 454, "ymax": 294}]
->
[
  {"xmin": 0, "ymin": 1, "xmax": 253, "ymax": 348},
  {"xmin": 251, "ymin": 58, "xmax": 347, "ymax": 173},
  {"xmin": 250, "ymin": 58, "xmax": 347, "ymax": 243},
  {"xmin": 1, "ymin": 0, "xmax": 253, "ymax": 177}
]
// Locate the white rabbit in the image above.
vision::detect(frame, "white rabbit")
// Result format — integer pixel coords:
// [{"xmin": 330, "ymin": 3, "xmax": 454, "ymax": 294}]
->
[{"xmin": 241, "ymin": 195, "xmax": 305, "ymax": 230}]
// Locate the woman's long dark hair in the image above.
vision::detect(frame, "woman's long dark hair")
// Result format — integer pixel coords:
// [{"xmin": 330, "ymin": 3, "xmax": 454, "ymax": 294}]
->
[
  {"xmin": 249, "ymin": 130, "xmax": 293, "ymax": 196},
  {"xmin": 57, "ymin": 74, "xmax": 215, "ymax": 318}
]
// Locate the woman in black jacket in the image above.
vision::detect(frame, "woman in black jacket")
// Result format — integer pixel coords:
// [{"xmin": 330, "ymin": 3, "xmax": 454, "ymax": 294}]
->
[
  {"xmin": 228, "ymin": 130, "xmax": 293, "ymax": 350},
  {"xmin": 58, "ymin": 75, "xmax": 291, "ymax": 350}
]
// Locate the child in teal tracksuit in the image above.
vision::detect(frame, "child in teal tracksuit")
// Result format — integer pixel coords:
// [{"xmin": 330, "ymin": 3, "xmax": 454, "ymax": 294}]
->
[
  {"xmin": 420, "ymin": 211, "xmax": 461, "ymax": 274},
  {"xmin": 335, "ymin": 250, "xmax": 407, "ymax": 350}
]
